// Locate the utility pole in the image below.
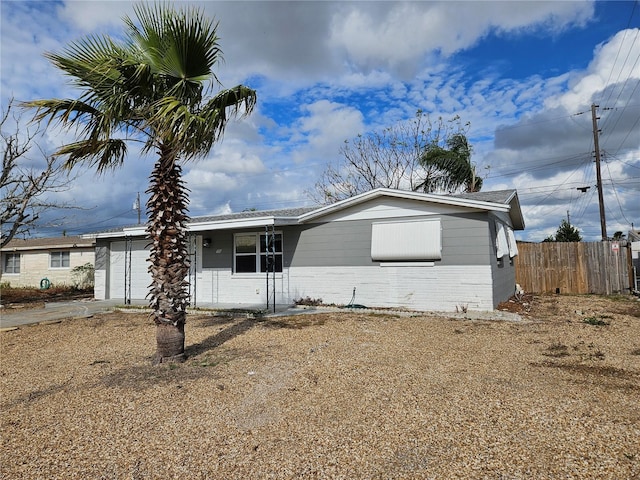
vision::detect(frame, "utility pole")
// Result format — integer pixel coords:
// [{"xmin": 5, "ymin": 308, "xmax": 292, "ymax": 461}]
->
[
  {"xmin": 591, "ymin": 104, "xmax": 607, "ymax": 241},
  {"xmin": 566, "ymin": 210, "xmax": 570, "ymax": 225},
  {"xmin": 133, "ymin": 192, "xmax": 141, "ymax": 225}
]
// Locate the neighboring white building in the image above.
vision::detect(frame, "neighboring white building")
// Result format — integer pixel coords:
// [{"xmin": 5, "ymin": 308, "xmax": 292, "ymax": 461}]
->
[
  {"xmin": 87, "ymin": 188, "xmax": 525, "ymax": 312},
  {"xmin": 1, "ymin": 236, "xmax": 95, "ymax": 288},
  {"xmin": 629, "ymin": 229, "xmax": 640, "ymax": 292}
]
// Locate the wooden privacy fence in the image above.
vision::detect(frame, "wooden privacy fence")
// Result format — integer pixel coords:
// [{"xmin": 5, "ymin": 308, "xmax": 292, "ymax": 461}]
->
[{"xmin": 514, "ymin": 241, "xmax": 632, "ymax": 295}]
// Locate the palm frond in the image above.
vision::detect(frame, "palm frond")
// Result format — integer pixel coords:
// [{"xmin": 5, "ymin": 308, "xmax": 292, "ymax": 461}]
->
[
  {"xmin": 45, "ymin": 36, "xmax": 129, "ymax": 104},
  {"xmin": 56, "ymin": 138, "xmax": 127, "ymax": 173},
  {"xmin": 419, "ymin": 134, "xmax": 480, "ymax": 193},
  {"xmin": 21, "ymin": 99, "xmax": 99, "ymax": 129},
  {"xmin": 126, "ymin": 2, "xmax": 221, "ymax": 100},
  {"xmin": 202, "ymin": 85, "xmax": 257, "ymax": 121}
]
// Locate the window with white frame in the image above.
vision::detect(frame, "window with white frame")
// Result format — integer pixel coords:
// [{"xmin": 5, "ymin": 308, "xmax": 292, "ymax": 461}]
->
[
  {"xmin": 50, "ymin": 251, "xmax": 70, "ymax": 268},
  {"xmin": 4, "ymin": 253, "xmax": 20, "ymax": 274},
  {"xmin": 234, "ymin": 232, "xmax": 282, "ymax": 273}
]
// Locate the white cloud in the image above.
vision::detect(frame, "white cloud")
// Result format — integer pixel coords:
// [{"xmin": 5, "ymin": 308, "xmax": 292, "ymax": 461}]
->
[
  {"xmin": 2, "ymin": 0, "xmax": 637, "ymax": 242},
  {"xmin": 56, "ymin": 1, "xmax": 134, "ymax": 32},
  {"xmin": 549, "ymin": 28, "xmax": 640, "ymax": 111},
  {"xmin": 329, "ymin": 2, "xmax": 594, "ymax": 74},
  {"xmin": 289, "ymin": 100, "xmax": 364, "ymax": 164}
]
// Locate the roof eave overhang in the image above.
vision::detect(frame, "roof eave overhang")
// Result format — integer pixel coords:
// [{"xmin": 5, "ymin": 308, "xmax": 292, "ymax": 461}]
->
[
  {"xmin": 87, "ymin": 216, "xmax": 303, "ymax": 239},
  {"xmin": 298, "ymin": 188, "xmax": 514, "ymax": 223},
  {"xmin": 507, "ymin": 191, "xmax": 526, "ymax": 230},
  {"xmin": 186, "ymin": 215, "xmax": 301, "ymax": 231},
  {"xmin": 1, "ymin": 243, "xmax": 95, "ymax": 252}
]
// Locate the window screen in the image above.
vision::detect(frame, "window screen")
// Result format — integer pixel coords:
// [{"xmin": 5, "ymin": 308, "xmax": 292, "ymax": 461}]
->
[
  {"xmin": 50, "ymin": 251, "xmax": 70, "ymax": 268},
  {"xmin": 371, "ymin": 219, "xmax": 441, "ymax": 261},
  {"xmin": 4, "ymin": 253, "xmax": 20, "ymax": 274}
]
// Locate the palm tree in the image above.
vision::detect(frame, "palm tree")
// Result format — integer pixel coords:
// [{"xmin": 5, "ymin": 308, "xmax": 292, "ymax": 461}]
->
[
  {"xmin": 23, "ymin": 3, "xmax": 257, "ymax": 364},
  {"xmin": 417, "ymin": 133, "xmax": 482, "ymax": 193}
]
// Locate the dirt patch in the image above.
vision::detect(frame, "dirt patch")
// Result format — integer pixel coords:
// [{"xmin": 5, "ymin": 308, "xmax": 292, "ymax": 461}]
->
[
  {"xmin": 1, "ymin": 294, "xmax": 639, "ymax": 479},
  {"xmin": 0, "ymin": 286, "xmax": 93, "ymax": 310}
]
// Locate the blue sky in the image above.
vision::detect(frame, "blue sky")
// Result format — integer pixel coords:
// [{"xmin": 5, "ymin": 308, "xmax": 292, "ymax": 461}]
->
[{"xmin": 1, "ymin": 0, "xmax": 639, "ymax": 241}]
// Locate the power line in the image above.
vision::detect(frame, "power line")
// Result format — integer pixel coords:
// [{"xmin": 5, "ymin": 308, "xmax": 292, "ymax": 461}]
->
[
  {"xmin": 484, "ymin": 153, "xmax": 590, "ymax": 180},
  {"xmin": 597, "ymin": 0, "xmax": 640, "ymax": 110},
  {"xmin": 603, "ymin": 154, "xmax": 635, "ymax": 225}
]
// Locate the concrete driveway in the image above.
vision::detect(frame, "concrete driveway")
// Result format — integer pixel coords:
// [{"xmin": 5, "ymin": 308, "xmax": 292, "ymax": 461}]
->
[
  {"xmin": 0, "ymin": 299, "xmax": 127, "ymax": 329},
  {"xmin": 0, "ymin": 299, "xmax": 307, "ymax": 330}
]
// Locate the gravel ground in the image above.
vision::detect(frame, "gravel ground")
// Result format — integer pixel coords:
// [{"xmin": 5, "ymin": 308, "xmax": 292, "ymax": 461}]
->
[{"xmin": 1, "ymin": 294, "xmax": 639, "ymax": 479}]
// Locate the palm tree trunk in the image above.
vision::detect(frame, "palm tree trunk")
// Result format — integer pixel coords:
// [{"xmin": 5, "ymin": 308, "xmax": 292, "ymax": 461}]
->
[
  {"xmin": 146, "ymin": 149, "xmax": 191, "ymax": 364},
  {"xmin": 155, "ymin": 322, "xmax": 186, "ymax": 363}
]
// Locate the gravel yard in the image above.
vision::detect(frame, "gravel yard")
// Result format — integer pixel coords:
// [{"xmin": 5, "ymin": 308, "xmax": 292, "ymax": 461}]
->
[{"xmin": 1, "ymin": 294, "xmax": 639, "ymax": 479}]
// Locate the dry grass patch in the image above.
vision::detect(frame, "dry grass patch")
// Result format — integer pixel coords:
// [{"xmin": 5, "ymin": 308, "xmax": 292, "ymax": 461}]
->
[{"xmin": 1, "ymin": 294, "xmax": 639, "ymax": 479}]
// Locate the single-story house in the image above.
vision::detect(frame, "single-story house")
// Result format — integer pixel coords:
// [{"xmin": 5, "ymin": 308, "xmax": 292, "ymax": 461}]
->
[
  {"xmin": 0, "ymin": 236, "xmax": 95, "ymax": 288},
  {"xmin": 87, "ymin": 188, "xmax": 524, "ymax": 312}
]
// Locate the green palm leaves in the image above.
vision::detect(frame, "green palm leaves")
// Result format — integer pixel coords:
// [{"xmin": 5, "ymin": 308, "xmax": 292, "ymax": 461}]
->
[
  {"xmin": 23, "ymin": 2, "xmax": 256, "ymax": 169},
  {"xmin": 419, "ymin": 133, "xmax": 483, "ymax": 193}
]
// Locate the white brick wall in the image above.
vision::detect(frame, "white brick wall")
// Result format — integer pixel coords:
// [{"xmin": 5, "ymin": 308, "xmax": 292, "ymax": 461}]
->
[
  {"xmin": 194, "ymin": 264, "xmax": 495, "ymax": 312},
  {"xmin": 286, "ymin": 265, "xmax": 495, "ymax": 311},
  {"xmin": 1, "ymin": 249, "xmax": 94, "ymax": 288}
]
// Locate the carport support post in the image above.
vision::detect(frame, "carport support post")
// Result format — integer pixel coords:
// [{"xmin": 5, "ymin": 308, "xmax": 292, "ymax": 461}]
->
[
  {"xmin": 124, "ymin": 236, "xmax": 132, "ymax": 305},
  {"xmin": 265, "ymin": 225, "xmax": 269, "ymax": 312},
  {"xmin": 271, "ymin": 225, "xmax": 276, "ymax": 313}
]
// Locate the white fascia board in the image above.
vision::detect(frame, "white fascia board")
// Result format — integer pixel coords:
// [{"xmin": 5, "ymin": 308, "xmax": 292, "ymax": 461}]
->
[
  {"xmin": 188, "ymin": 217, "xmax": 276, "ymax": 232},
  {"xmin": 89, "ymin": 231, "xmax": 127, "ymax": 239},
  {"xmin": 123, "ymin": 227, "xmax": 146, "ymax": 236},
  {"xmin": 86, "ymin": 216, "xmax": 296, "ymax": 239},
  {"xmin": 188, "ymin": 216, "xmax": 302, "ymax": 232},
  {"xmin": 299, "ymin": 188, "xmax": 510, "ymax": 223},
  {"xmin": 507, "ymin": 191, "xmax": 525, "ymax": 230},
  {"xmin": 89, "ymin": 228, "xmax": 145, "ymax": 239},
  {"xmin": 273, "ymin": 217, "xmax": 303, "ymax": 226},
  {"xmin": 1, "ymin": 243, "xmax": 94, "ymax": 252}
]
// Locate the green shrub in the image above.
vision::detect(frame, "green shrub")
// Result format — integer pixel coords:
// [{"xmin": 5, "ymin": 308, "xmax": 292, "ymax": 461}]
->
[
  {"xmin": 295, "ymin": 296, "xmax": 323, "ymax": 306},
  {"xmin": 583, "ymin": 316, "xmax": 610, "ymax": 326},
  {"xmin": 71, "ymin": 263, "xmax": 95, "ymax": 289}
]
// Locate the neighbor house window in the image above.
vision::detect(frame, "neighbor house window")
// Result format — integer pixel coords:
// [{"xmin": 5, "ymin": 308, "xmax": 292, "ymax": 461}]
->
[
  {"xmin": 234, "ymin": 232, "xmax": 282, "ymax": 273},
  {"xmin": 4, "ymin": 253, "xmax": 20, "ymax": 274},
  {"xmin": 50, "ymin": 251, "xmax": 70, "ymax": 268}
]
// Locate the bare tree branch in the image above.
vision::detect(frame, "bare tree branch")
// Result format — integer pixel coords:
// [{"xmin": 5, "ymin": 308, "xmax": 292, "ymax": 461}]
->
[
  {"xmin": 1, "ymin": 99, "xmax": 78, "ymax": 247},
  {"xmin": 308, "ymin": 111, "xmax": 468, "ymax": 204}
]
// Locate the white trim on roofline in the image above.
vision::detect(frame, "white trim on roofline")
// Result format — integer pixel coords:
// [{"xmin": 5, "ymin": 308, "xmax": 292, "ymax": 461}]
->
[
  {"xmin": 0, "ymin": 242, "xmax": 95, "ymax": 251},
  {"xmin": 299, "ymin": 188, "xmax": 511, "ymax": 223},
  {"xmin": 87, "ymin": 215, "xmax": 302, "ymax": 239},
  {"xmin": 188, "ymin": 217, "xmax": 275, "ymax": 232}
]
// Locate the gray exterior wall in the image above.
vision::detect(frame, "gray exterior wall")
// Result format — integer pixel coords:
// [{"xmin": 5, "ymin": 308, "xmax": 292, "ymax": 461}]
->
[
  {"xmin": 199, "ymin": 213, "xmax": 493, "ymax": 271},
  {"xmin": 202, "ymin": 231, "xmax": 234, "ymax": 269},
  {"xmin": 488, "ymin": 214, "xmax": 517, "ymax": 306},
  {"xmin": 287, "ymin": 212, "xmax": 493, "ymax": 267},
  {"xmin": 95, "ymin": 240, "xmax": 109, "ymax": 270}
]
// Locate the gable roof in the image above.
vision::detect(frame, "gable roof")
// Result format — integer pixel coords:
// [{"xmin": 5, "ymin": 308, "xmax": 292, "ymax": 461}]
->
[
  {"xmin": 299, "ymin": 188, "xmax": 525, "ymax": 229},
  {"xmin": 1, "ymin": 236, "xmax": 95, "ymax": 252},
  {"xmin": 85, "ymin": 188, "xmax": 524, "ymax": 239}
]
